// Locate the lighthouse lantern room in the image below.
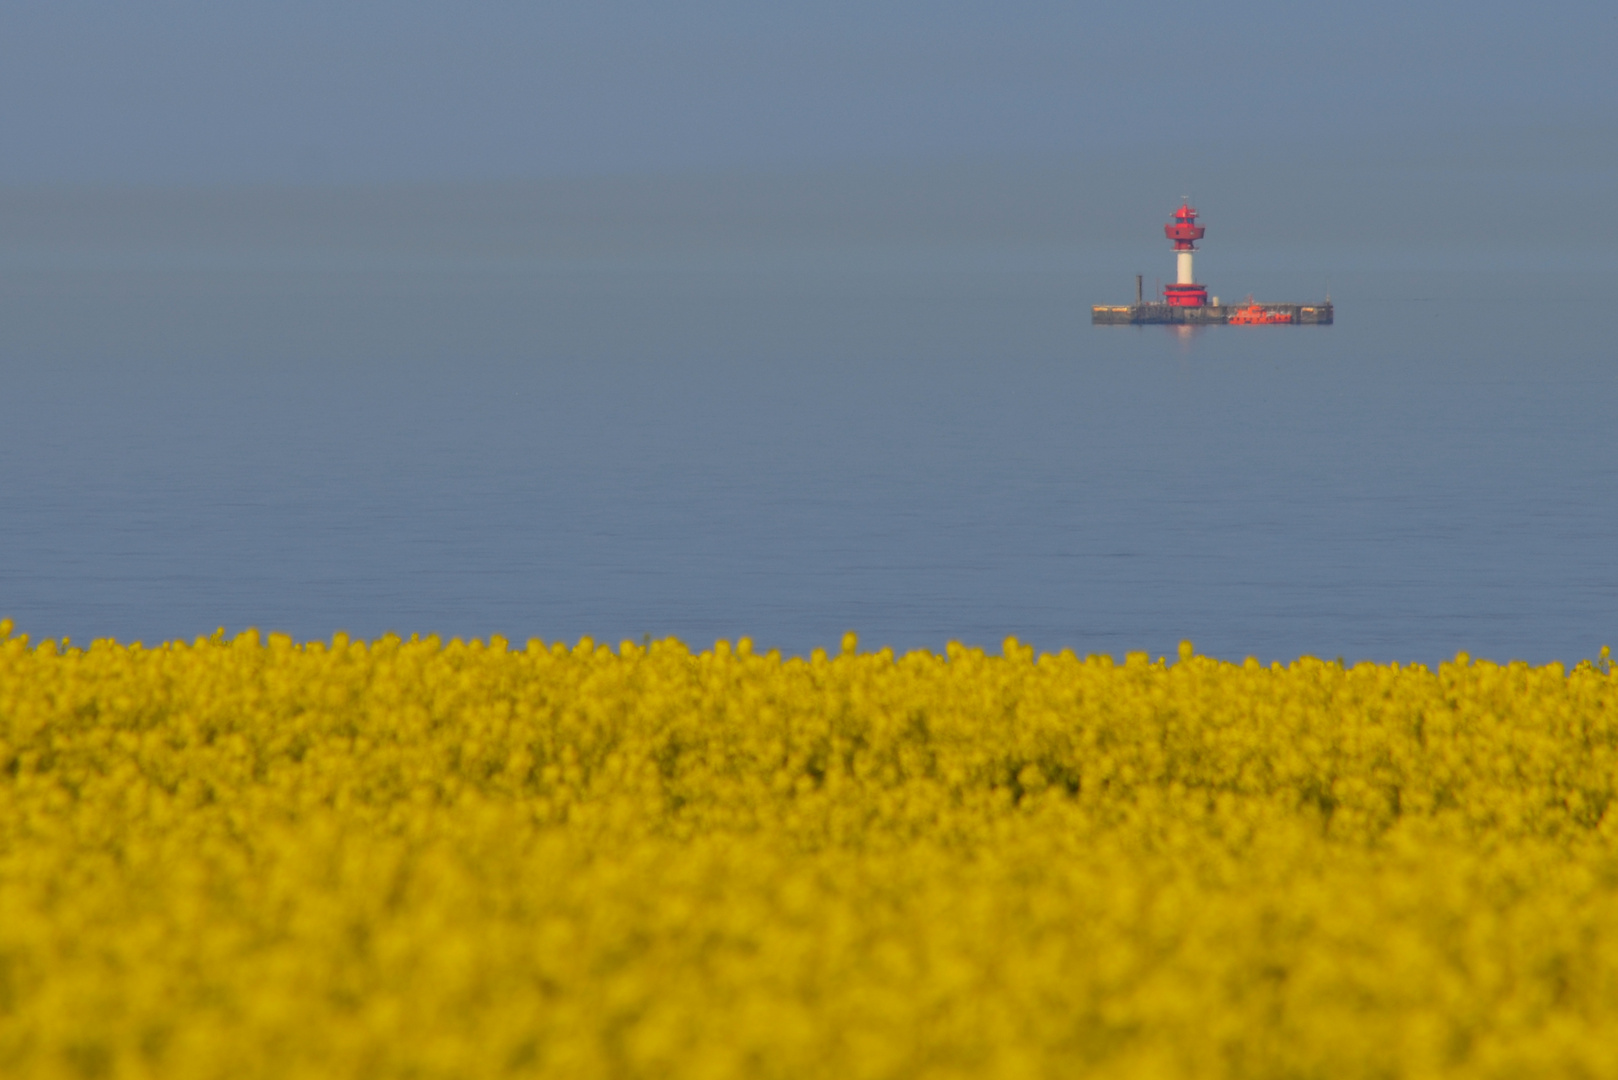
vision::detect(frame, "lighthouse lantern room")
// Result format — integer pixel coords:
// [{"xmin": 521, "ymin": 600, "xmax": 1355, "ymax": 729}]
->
[{"xmin": 1162, "ymin": 203, "xmax": 1209, "ymax": 307}]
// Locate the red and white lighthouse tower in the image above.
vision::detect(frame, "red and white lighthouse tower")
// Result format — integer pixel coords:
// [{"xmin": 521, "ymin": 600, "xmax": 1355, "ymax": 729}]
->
[{"xmin": 1162, "ymin": 203, "xmax": 1209, "ymax": 307}]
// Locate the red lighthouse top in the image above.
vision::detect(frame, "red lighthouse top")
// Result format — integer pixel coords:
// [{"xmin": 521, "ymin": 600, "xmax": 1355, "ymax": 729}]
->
[{"xmin": 1164, "ymin": 203, "xmax": 1205, "ymax": 250}]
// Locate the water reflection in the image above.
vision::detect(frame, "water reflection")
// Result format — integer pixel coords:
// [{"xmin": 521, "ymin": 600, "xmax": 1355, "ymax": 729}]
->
[{"xmin": 1168, "ymin": 324, "xmax": 1204, "ymax": 351}]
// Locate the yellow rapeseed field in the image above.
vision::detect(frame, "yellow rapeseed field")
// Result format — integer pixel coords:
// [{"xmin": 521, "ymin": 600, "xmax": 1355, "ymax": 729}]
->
[{"xmin": 2, "ymin": 620, "xmax": 1616, "ymax": 1079}]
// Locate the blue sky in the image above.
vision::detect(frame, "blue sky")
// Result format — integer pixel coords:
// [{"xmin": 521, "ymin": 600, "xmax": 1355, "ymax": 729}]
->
[{"xmin": 1, "ymin": 1, "xmax": 1612, "ymax": 185}]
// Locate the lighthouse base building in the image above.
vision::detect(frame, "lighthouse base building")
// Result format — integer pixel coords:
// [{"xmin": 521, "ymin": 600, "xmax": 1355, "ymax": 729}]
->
[{"xmin": 1093, "ymin": 203, "xmax": 1332, "ymax": 325}]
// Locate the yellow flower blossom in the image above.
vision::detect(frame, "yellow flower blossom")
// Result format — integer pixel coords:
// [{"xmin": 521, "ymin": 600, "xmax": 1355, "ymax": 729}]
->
[{"xmin": 1, "ymin": 621, "xmax": 1616, "ymax": 1078}]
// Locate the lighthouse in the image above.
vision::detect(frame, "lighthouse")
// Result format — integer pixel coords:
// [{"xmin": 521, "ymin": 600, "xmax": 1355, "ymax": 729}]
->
[
  {"xmin": 1162, "ymin": 203, "xmax": 1209, "ymax": 307},
  {"xmin": 1090, "ymin": 205, "xmax": 1332, "ymax": 324}
]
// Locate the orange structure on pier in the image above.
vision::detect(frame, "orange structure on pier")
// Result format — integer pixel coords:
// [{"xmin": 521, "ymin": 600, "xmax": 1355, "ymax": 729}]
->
[{"xmin": 1227, "ymin": 297, "xmax": 1294, "ymax": 324}]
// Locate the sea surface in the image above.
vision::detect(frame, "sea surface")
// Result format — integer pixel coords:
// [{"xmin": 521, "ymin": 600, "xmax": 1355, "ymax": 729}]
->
[{"xmin": 1, "ymin": 177, "xmax": 1613, "ymax": 665}]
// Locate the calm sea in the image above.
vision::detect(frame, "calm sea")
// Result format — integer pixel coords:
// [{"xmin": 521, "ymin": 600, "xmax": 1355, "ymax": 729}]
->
[{"xmin": 1, "ymin": 180, "xmax": 1613, "ymax": 664}]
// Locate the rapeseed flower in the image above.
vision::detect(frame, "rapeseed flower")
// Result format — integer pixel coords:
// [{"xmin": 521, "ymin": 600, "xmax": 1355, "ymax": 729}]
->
[{"xmin": 1, "ymin": 621, "xmax": 1615, "ymax": 1078}]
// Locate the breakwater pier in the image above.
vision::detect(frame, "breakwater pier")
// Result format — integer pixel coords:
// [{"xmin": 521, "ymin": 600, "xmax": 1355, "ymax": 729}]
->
[{"xmin": 1092, "ymin": 300, "xmax": 1333, "ymax": 325}]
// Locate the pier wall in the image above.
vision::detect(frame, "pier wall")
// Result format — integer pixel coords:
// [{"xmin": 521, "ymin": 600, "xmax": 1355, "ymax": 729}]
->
[{"xmin": 1092, "ymin": 302, "xmax": 1333, "ymax": 325}]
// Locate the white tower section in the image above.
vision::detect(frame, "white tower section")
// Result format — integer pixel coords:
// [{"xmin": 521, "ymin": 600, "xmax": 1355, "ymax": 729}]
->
[{"xmin": 1176, "ymin": 250, "xmax": 1194, "ymax": 285}]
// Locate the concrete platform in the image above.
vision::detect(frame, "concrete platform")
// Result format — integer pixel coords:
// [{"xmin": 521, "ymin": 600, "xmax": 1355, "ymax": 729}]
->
[{"xmin": 1092, "ymin": 301, "xmax": 1333, "ymax": 325}]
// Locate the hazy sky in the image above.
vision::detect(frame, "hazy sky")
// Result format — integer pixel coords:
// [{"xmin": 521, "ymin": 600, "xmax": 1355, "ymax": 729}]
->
[{"xmin": 1, "ymin": 1, "xmax": 1612, "ymax": 186}]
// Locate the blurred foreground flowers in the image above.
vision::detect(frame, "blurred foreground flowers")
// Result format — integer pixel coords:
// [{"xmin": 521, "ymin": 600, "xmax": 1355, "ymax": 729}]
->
[{"xmin": 2, "ymin": 622, "xmax": 1617, "ymax": 1079}]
